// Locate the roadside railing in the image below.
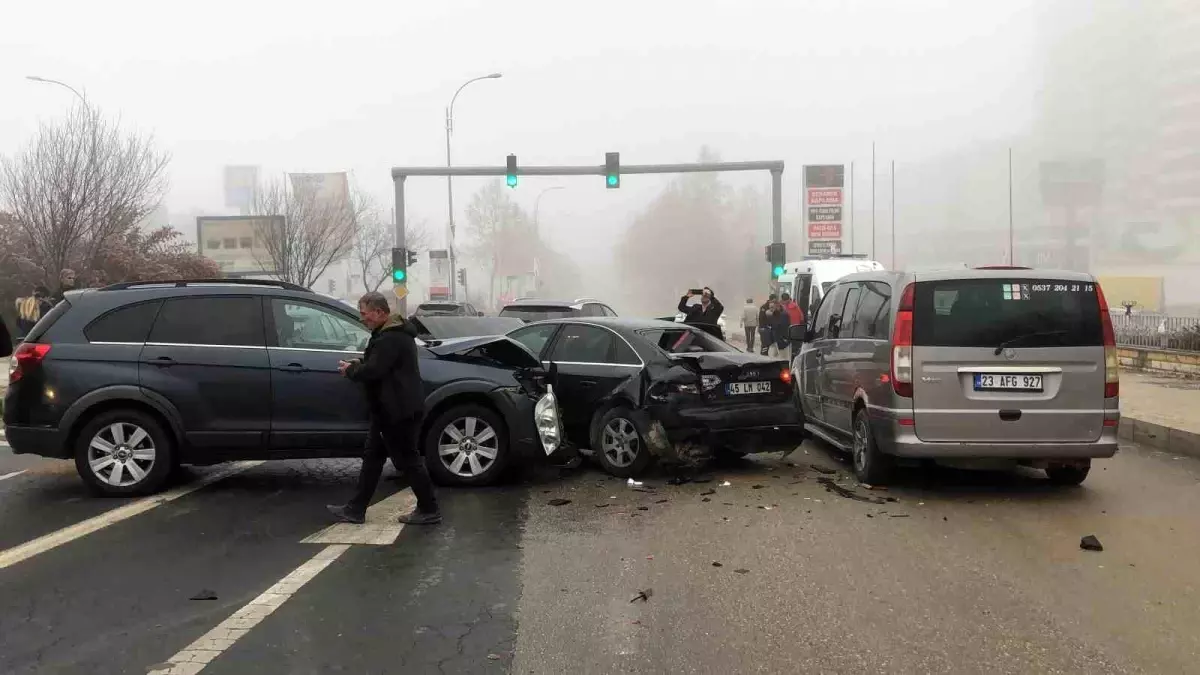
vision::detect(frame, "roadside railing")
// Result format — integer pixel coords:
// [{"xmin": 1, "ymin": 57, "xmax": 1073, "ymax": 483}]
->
[{"xmin": 1112, "ymin": 312, "xmax": 1200, "ymax": 352}]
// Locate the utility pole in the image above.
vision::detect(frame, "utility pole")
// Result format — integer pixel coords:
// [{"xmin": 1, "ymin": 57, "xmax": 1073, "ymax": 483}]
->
[
  {"xmin": 891, "ymin": 160, "xmax": 896, "ymax": 269},
  {"xmin": 849, "ymin": 161, "xmax": 855, "ymax": 255},
  {"xmin": 1008, "ymin": 147, "xmax": 1014, "ymax": 266},
  {"xmin": 871, "ymin": 142, "xmax": 876, "ymax": 260}
]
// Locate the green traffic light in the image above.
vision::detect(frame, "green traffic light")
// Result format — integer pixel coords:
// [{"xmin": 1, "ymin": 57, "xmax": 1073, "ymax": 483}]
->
[
  {"xmin": 606, "ymin": 174, "xmax": 619, "ymax": 187},
  {"xmin": 773, "ymin": 265, "xmax": 785, "ymax": 277},
  {"xmin": 392, "ymin": 269, "xmax": 406, "ymax": 283},
  {"xmin": 506, "ymin": 174, "xmax": 518, "ymax": 188}
]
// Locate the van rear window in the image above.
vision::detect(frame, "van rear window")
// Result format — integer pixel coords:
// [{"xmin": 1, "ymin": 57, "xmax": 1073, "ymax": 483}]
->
[{"xmin": 913, "ymin": 279, "xmax": 1102, "ymax": 348}]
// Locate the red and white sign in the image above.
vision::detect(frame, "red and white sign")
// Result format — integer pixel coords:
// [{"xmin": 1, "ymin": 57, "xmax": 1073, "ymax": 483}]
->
[
  {"xmin": 807, "ymin": 188, "xmax": 843, "ymax": 206},
  {"xmin": 808, "ymin": 222, "xmax": 843, "ymax": 240}
]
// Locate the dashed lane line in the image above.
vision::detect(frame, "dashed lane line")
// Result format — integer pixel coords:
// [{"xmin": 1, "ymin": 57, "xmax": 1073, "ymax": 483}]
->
[
  {"xmin": 0, "ymin": 470, "xmax": 27, "ymax": 481},
  {"xmin": 146, "ymin": 487, "xmax": 417, "ymax": 673},
  {"xmin": 0, "ymin": 460, "xmax": 263, "ymax": 571},
  {"xmin": 147, "ymin": 544, "xmax": 350, "ymax": 675}
]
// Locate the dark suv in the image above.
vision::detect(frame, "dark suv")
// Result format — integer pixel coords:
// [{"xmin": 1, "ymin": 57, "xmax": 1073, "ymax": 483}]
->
[{"xmin": 4, "ymin": 279, "xmax": 563, "ymax": 496}]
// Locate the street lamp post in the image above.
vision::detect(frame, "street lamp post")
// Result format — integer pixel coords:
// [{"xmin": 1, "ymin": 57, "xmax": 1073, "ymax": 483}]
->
[
  {"xmin": 445, "ymin": 72, "xmax": 502, "ymax": 300},
  {"xmin": 26, "ymin": 75, "xmax": 93, "ymax": 118}
]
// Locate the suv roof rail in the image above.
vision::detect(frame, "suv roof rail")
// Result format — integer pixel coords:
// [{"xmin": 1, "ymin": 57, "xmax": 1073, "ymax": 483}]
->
[
  {"xmin": 974, "ymin": 265, "xmax": 1032, "ymax": 270},
  {"xmin": 100, "ymin": 278, "xmax": 312, "ymax": 293}
]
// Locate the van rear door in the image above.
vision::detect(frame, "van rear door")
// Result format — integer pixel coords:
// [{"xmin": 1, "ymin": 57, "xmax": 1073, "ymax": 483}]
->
[{"xmin": 910, "ymin": 276, "xmax": 1105, "ymax": 443}]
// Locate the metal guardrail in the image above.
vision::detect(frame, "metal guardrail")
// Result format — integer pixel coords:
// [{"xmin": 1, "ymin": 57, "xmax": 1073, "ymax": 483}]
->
[{"xmin": 1112, "ymin": 312, "xmax": 1200, "ymax": 352}]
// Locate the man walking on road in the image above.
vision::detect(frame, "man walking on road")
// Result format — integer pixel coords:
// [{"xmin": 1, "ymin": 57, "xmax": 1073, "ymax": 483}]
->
[
  {"xmin": 328, "ymin": 292, "xmax": 441, "ymax": 526},
  {"xmin": 741, "ymin": 297, "xmax": 758, "ymax": 351}
]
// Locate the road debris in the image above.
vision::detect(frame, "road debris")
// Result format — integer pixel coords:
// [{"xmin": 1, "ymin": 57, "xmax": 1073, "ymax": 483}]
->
[
  {"xmin": 1080, "ymin": 535, "xmax": 1104, "ymax": 552},
  {"xmin": 630, "ymin": 588, "xmax": 654, "ymax": 602},
  {"xmin": 889, "ymin": 514, "xmax": 910, "ymax": 518},
  {"xmin": 547, "ymin": 498, "xmax": 572, "ymax": 506},
  {"xmin": 702, "ymin": 497, "xmax": 712, "ymax": 502},
  {"xmin": 655, "ymin": 498, "xmax": 669, "ymax": 504},
  {"xmin": 487, "ymin": 654, "xmax": 502, "ymax": 661},
  {"xmin": 595, "ymin": 503, "xmax": 610, "ymax": 508},
  {"xmin": 666, "ymin": 476, "xmax": 692, "ymax": 486},
  {"xmin": 189, "ymin": 589, "xmax": 218, "ymax": 601},
  {"xmin": 752, "ymin": 484, "xmax": 766, "ymax": 489},
  {"xmin": 720, "ymin": 481, "xmax": 732, "ymax": 487},
  {"xmin": 859, "ymin": 483, "xmax": 887, "ymax": 490},
  {"xmin": 712, "ymin": 562, "xmax": 723, "ymax": 567},
  {"xmin": 637, "ymin": 506, "xmax": 649, "ymax": 511},
  {"xmin": 627, "ymin": 479, "xmax": 644, "ymax": 487},
  {"xmin": 734, "ymin": 568, "xmax": 750, "ymax": 574},
  {"xmin": 816, "ymin": 477, "xmax": 886, "ymax": 504},
  {"xmin": 700, "ymin": 489, "xmax": 716, "ymax": 496},
  {"xmin": 809, "ymin": 464, "xmax": 837, "ymax": 475}
]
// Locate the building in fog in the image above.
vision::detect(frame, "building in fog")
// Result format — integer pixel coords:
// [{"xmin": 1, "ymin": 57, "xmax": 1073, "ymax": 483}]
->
[{"xmin": 1035, "ymin": 0, "xmax": 1200, "ymax": 310}]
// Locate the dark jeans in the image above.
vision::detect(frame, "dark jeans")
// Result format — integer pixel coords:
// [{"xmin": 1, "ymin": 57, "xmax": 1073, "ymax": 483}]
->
[
  {"xmin": 348, "ymin": 413, "xmax": 438, "ymax": 516},
  {"xmin": 744, "ymin": 326, "xmax": 756, "ymax": 350}
]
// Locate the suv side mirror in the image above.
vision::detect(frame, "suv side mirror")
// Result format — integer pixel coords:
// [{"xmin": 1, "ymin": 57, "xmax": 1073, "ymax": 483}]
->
[{"xmin": 787, "ymin": 324, "xmax": 808, "ymax": 342}]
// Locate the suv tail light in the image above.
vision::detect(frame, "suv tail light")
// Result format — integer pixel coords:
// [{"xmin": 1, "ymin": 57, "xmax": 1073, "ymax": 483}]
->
[
  {"xmin": 10, "ymin": 343, "xmax": 52, "ymax": 384},
  {"xmin": 890, "ymin": 283, "xmax": 915, "ymax": 398},
  {"xmin": 1095, "ymin": 283, "xmax": 1119, "ymax": 398}
]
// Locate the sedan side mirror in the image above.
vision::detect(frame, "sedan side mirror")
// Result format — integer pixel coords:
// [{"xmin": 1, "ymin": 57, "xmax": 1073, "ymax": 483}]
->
[{"xmin": 787, "ymin": 324, "xmax": 808, "ymax": 342}]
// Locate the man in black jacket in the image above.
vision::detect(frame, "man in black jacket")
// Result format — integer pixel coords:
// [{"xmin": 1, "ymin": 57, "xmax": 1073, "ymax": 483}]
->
[
  {"xmin": 678, "ymin": 287, "xmax": 724, "ymax": 340},
  {"xmin": 328, "ymin": 292, "xmax": 441, "ymax": 525}
]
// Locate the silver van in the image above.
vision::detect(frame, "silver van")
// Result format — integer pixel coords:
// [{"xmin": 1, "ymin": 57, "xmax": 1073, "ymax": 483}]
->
[{"xmin": 790, "ymin": 267, "xmax": 1120, "ymax": 486}]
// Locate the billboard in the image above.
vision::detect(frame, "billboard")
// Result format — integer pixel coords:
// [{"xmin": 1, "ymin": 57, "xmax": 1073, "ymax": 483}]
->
[
  {"xmin": 289, "ymin": 172, "xmax": 349, "ymax": 206},
  {"xmin": 223, "ymin": 166, "xmax": 259, "ymax": 211},
  {"xmin": 197, "ymin": 216, "xmax": 282, "ymax": 276},
  {"xmin": 804, "ymin": 165, "xmax": 846, "ymax": 256},
  {"xmin": 429, "ymin": 249, "xmax": 450, "ymax": 300}
]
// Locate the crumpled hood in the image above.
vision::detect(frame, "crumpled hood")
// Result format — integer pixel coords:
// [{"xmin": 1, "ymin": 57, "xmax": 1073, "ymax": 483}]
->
[{"xmin": 378, "ymin": 314, "xmax": 420, "ymax": 338}]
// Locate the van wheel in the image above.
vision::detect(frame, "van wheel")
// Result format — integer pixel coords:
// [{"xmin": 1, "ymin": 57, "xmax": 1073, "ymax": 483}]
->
[
  {"xmin": 74, "ymin": 409, "xmax": 174, "ymax": 497},
  {"xmin": 593, "ymin": 407, "xmax": 654, "ymax": 478},
  {"xmin": 1045, "ymin": 463, "xmax": 1090, "ymax": 486},
  {"xmin": 851, "ymin": 409, "xmax": 893, "ymax": 485},
  {"xmin": 424, "ymin": 405, "xmax": 510, "ymax": 487}
]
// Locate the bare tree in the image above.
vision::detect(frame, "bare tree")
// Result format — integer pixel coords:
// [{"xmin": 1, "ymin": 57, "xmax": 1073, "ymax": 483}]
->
[
  {"xmin": 248, "ymin": 179, "xmax": 369, "ymax": 288},
  {"xmin": 351, "ymin": 207, "xmax": 431, "ymax": 293},
  {"xmin": 0, "ymin": 103, "xmax": 170, "ymax": 286},
  {"xmin": 464, "ymin": 181, "xmax": 528, "ymax": 307}
]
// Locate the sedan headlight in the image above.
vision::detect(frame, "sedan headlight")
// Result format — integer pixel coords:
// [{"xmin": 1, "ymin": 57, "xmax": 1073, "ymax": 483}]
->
[{"xmin": 534, "ymin": 384, "xmax": 563, "ymax": 456}]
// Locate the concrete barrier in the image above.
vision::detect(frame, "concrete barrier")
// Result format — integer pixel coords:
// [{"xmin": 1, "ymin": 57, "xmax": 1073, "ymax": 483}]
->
[{"xmin": 1117, "ymin": 346, "xmax": 1200, "ymax": 378}]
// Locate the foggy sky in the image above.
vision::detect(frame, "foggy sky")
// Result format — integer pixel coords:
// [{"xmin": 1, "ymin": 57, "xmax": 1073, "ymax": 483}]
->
[{"xmin": 1, "ymin": 0, "xmax": 1042, "ymax": 271}]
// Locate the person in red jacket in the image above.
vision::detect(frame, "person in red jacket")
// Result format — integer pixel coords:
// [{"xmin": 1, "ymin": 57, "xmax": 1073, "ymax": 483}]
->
[{"xmin": 779, "ymin": 293, "xmax": 804, "ymax": 361}]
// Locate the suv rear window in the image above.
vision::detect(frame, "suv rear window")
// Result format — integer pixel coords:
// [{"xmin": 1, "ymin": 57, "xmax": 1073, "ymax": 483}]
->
[
  {"xmin": 85, "ymin": 301, "xmax": 162, "ymax": 343},
  {"xmin": 913, "ymin": 278, "xmax": 1102, "ymax": 348},
  {"xmin": 498, "ymin": 306, "xmax": 576, "ymax": 322}
]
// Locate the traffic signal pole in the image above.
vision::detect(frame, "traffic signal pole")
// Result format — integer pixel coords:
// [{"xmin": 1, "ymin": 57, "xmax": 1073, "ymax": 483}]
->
[
  {"xmin": 393, "ymin": 175, "xmax": 408, "ymax": 314},
  {"xmin": 390, "ymin": 159, "xmax": 788, "ymax": 308}
]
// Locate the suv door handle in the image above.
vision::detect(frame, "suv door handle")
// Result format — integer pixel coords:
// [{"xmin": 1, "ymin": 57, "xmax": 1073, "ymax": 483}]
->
[
  {"xmin": 278, "ymin": 363, "xmax": 306, "ymax": 373},
  {"xmin": 147, "ymin": 356, "xmax": 176, "ymax": 367}
]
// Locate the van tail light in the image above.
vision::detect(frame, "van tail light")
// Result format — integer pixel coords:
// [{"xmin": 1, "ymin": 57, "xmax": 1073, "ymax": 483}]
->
[
  {"xmin": 10, "ymin": 343, "xmax": 52, "ymax": 384},
  {"xmin": 1095, "ymin": 283, "xmax": 1119, "ymax": 398},
  {"xmin": 890, "ymin": 283, "xmax": 915, "ymax": 398}
]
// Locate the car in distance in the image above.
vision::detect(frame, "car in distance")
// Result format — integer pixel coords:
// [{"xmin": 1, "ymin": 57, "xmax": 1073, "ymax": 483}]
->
[
  {"xmin": 413, "ymin": 301, "xmax": 485, "ymax": 317},
  {"xmin": 792, "ymin": 267, "xmax": 1119, "ymax": 486},
  {"xmin": 506, "ymin": 317, "xmax": 803, "ymax": 477},
  {"xmin": 3, "ymin": 279, "xmax": 563, "ymax": 496},
  {"xmin": 498, "ymin": 298, "xmax": 617, "ymax": 323}
]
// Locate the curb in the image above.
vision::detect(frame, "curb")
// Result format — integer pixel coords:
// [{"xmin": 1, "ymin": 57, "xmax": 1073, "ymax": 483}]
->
[{"xmin": 1119, "ymin": 416, "xmax": 1200, "ymax": 459}]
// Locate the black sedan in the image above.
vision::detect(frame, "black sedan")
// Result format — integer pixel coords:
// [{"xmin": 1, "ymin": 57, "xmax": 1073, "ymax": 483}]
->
[{"xmin": 504, "ymin": 317, "xmax": 804, "ymax": 477}]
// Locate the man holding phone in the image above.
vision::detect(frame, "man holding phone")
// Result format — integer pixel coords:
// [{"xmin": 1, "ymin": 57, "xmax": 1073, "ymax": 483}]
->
[{"xmin": 678, "ymin": 287, "xmax": 724, "ymax": 340}]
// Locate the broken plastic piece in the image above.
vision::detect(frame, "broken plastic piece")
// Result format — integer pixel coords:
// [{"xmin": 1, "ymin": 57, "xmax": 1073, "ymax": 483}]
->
[
  {"xmin": 700, "ymin": 489, "xmax": 716, "ymax": 496},
  {"xmin": 547, "ymin": 498, "xmax": 572, "ymax": 506},
  {"xmin": 630, "ymin": 588, "xmax": 653, "ymax": 602},
  {"xmin": 189, "ymin": 589, "xmax": 218, "ymax": 601},
  {"xmin": 734, "ymin": 568, "xmax": 750, "ymax": 574},
  {"xmin": 712, "ymin": 561, "xmax": 723, "ymax": 567},
  {"xmin": 720, "ymin": 481, "xmax": 732, "ymax": 487},
  {"xmin": 1080, "ymin": 534, "xmax": 1104, "ymax": 551},
  {"xmin": 627, "ymin": 478, "xmax": 644, "ymax": 487}
]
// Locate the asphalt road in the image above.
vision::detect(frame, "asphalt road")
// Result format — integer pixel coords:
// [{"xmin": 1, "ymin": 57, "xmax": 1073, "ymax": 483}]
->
[{"xmin": 1, "ymin": 436, "xmax": 1199, "ymax": 674}]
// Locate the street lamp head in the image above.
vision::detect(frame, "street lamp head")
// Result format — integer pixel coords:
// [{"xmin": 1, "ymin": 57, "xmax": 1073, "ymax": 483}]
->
[
  {"xmin": 487, "ymin": 73, "xmax": 503, "ymax": 79},
  {"xmin": 26, "ymin": 75, "xmax": 48, "ymax": 82}
]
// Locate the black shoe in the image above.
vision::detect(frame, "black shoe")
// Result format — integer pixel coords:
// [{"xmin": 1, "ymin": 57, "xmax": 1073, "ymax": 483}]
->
[
  {"xmin": 398, "ymin": 510, "xmax": 442, "ymax": 525},
  {"xmin": 327, "ymin": 504, "xmax": 366, "ymax": 524}
]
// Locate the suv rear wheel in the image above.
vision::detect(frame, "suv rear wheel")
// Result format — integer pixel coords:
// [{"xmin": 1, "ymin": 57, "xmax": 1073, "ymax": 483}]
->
[
  {"xmin": 851, "ymin": 408, "xmax": 894, "ymax": 485},
  {"xmin": 74, "ymin": 409, "xmax": 175, "ymax": 497}
]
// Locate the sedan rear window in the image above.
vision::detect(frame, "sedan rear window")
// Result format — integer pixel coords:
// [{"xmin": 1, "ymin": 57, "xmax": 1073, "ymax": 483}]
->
[
  {"xmin": 637, "ymin": 328, "xmax": 736, "ymax": 354},
  {"xmin": 499, "ymin": 306, "xmax": 576, "ymax": 322},
  {"xmin": 913, "ymin": 278, "xmax": 1102, "ymax": 348}
]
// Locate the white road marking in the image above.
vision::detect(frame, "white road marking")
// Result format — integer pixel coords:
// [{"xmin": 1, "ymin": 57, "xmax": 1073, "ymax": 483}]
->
[
  {"xmin": 0, "ymin": 460, "xmax": 262, "ymax": 571},
  {"xmin": 301, "ymin": 487, "xmax": 416, "ymax": 545},
  {"xmin": 0, "ymin": 470, "xmax": 26, "ymax": 481},
  {"xmin": 146, "ymin": 544, "xmax": 350, "ymax": 675}
]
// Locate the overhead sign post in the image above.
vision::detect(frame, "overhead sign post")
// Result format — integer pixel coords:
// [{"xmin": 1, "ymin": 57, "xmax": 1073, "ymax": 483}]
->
[
  {"xmin": 804, "ymin": 165, "xmax": 846, "ymax": 257},
  {"xmin": 429, "ymin": 250, "xmax": 451, "ymax": 300}
]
